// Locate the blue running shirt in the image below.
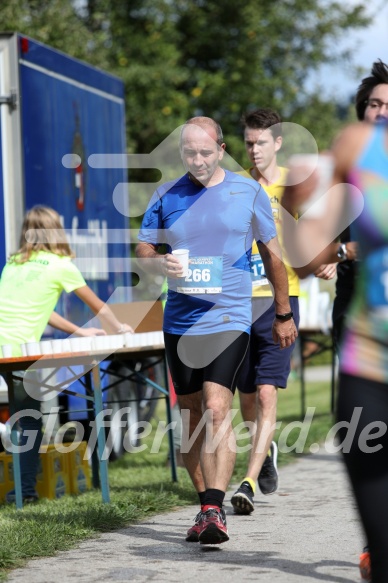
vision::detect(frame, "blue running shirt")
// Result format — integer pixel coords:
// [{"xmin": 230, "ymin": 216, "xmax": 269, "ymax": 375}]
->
[{"xmin": 138, "ymin": 170, "xmax": 276, "ymax": 334}]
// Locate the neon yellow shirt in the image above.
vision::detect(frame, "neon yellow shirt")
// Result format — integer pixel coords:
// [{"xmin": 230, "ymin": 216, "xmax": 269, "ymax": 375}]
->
[
  {"xmin": 247, "ymin": 166, "xmax": 299, "ymax": 298},
  {"xmin": 0, "ymin": 251, "xmax": 86, "ymax": 356}
]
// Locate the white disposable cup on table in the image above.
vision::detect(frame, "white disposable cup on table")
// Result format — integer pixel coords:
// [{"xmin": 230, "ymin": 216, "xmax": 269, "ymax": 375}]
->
[
  {"xmin": 287, "ymin": 153, "xmax": 334, "ymax": 217},
  {"xmin": 131, "ymin": 333, "xmax": 142, "ymax": 348},
  {"xmin": 51, "ymin": 339, "xmax": 63, "ymax": 354},
  {"xmin": 26, "ymin": 342, "xmax": 41, "ymax": 356},
  {"xmin": 138, "ymin": 333, "xmax": 150, "ymax": 347},
  {"xmin": 62, "ymin": 338, "xmax": 71, "ymax": 353},
  {"xmin": 1, "ymin": 345, "xmax": 13, "ymax": 359},
  {"xmin": 124, "ymin": 332, "xmax": 134, "ymax": 348},
  {"xmin": 105, "ymin": 335, "xmax": 114, "ymax": 350},
  {"xmin": 92, "ymin": 335, "xmax": 108, "ymax": 351},
  {"xmin": 110, "ymin": 334, "xmax": 125, "ymax": 350},
  {"xmin": 172, "ymin": 249, "xmax": 189, "ymax": 277},
  {"xmin": 79, "ymin": 336, "xmax": 93, "ymax": 352},
  {"xmin": 72, "ymin": 336, "xmax": 93, "ymax": 352},
  {"xmin": 20, "ymin": 343, "xmax": 27, "ymax": 357},
  {"xmin": 69, "ymin": 337, "xmax": 82, "ymax": 353},
  {"xmin": 39, "ymin": 340, "xmax": 53, "ymax": 355}
]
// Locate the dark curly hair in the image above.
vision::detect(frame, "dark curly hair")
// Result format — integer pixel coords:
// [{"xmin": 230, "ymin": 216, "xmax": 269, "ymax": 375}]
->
[{"xmin": 355, "ymin": 59, "xmax": 388, "ymax": 120}]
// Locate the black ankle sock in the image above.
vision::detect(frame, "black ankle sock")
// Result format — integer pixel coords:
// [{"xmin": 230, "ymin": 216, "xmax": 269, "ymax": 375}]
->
[
  {"xmin": 198, "ymin": 491, "xmax": 206, "ymax": 506},
  {"xmin": 202, "ymin": 488, "xmax": 225, "ymax": 509}
]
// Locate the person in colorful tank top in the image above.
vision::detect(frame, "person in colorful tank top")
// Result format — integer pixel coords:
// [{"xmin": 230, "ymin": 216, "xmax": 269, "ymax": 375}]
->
[{"xmin": 282, "ymin": 120, "xmax": 388, "ymax": 583}]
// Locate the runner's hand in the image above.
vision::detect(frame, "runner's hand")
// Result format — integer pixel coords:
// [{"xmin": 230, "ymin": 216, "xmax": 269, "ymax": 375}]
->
[
  {"xmin": 163, "ymin": 254, "xmax": 185, "ymax": 278},
  {"xmin": 272, "ymin": 318, "xmax": 298, "ymax": 349}
]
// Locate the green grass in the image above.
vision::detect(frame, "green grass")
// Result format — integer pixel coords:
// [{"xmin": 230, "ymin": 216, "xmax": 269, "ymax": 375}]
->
[{"xmin": 0, "ymin": 375, "xmax": 334, "ymax": 581}]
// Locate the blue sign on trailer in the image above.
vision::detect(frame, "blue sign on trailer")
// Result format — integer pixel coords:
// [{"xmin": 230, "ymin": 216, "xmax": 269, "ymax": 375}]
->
[
  {"xmin": 0, "ymin": 33, "xmax": 133, "ymax": 423},
  {"xmin": 1, "ymin": 33, "xmax": 131, "ymax": 322}
]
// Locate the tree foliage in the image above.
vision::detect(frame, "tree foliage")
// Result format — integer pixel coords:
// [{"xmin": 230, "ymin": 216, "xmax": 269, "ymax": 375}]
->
[{"xmin": 0, "ymin": 0, "xmax": 371, "ymax": 160}]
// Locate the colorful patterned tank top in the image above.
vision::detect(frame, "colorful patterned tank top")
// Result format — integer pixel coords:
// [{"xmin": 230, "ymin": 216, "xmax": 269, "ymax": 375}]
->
[{"xmin": 340, "ymin": 123, "xmax": 388, "ymax": 383}]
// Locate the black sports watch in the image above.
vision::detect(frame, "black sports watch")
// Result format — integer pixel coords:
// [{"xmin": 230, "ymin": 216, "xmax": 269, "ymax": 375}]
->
[
  {"xmin": 275, "ymin": 311, "xmax": 294, "ymax": 322},
  {"xmin": 337, "ymin": 243, "xmax": 348, "ymax": 262}
]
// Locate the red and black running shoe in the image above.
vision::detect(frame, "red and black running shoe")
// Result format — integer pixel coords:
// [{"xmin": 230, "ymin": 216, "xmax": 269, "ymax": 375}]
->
[
  {"xmin": 359, "ymin": 546, "xmax": 371, "ymax": 582},
  {"xmin": 198, "ymin": 507, "xmax": 229, "ymax": 545},
  {"xmin": 185, "ymin": 511, "xmax": 202, "ymax": 542}
]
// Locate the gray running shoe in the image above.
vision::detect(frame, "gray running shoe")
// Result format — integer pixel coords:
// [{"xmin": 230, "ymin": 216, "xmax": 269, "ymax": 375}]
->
[{"xmin": 258, "ymin": 441, "xmax": 278, "ymax": 495}]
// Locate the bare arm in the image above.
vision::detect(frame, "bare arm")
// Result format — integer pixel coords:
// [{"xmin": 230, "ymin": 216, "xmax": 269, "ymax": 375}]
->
[
  {"xmin": 281, "ymin": 124, "xmax": 367, "ymax": 277},
  {"xmin": 73, "ymin": 286, "xmax": 134, "ymax": 334},
  {"xmin": 48, "ymin": 312, "xmax": 106, "ymax": 337},
  {"xmin": 258, "ymin": 237, "xmax": 298, "ymax": 348},
  {"xmin": 258, "ymin": 238, "xmax": 290, "ymax": 314}
]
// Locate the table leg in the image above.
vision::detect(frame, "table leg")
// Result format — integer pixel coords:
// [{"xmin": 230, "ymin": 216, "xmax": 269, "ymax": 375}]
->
[
  {"xmin": 6, "ymin": 372, "xmax": 23, "ymax": 509},
  {"xmin": 91, "ymin": 366, "xmax": 110, "ymax": 503},
  {"xmin": 85, "ymin": 371, "xmax": 100, "ymax": 488},
  {"xmin": 299, "ymin": 337, "xmax": 306, "ymax": 418}
]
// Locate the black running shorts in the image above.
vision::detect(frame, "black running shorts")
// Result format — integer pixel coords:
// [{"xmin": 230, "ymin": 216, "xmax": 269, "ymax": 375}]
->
[{"xmin": 164, "ymin": 331, "xmax": 249, "ymax": 396}]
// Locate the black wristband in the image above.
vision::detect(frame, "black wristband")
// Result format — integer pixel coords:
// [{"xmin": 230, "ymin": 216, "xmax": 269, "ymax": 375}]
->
[
  {"xmin": 337, "ymin": 243, "xmax": 348, "ymax": 262},
  {"xmin": 275, "ymin": 311, "xmax": 294, "ymax": 322}
]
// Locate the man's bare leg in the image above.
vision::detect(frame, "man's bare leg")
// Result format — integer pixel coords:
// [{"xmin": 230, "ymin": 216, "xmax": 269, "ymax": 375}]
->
[
  {"xmin": 201, "ymin": 381, "xmax": 236, "ymax": 491},
  {"xmin": 179, "ymin": 383, "xmax": 235, "ymax": 544},
  {"xmin": 177, "ymin": 391, "xmax": 206, "ymax": 493},
  {"xmin": 231, "ymin": 384, "xmax": 278, "ymax": 514},
  {"xmin": 239, "ymin": 384, "xmax": 278, "ymax": 481}
]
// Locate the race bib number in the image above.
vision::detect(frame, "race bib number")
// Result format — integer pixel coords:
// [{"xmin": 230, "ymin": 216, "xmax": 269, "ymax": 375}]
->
[
  {"xmin": 177, "ymin": 256, "xmax": 223, "ymax": 294},
  {"xmin": 250, "ymin": 252, "xmax": 268, "ymax": 287},
  {"xmin": 366, "ymin": 247, "xmax": 388, "ymax": 308}
]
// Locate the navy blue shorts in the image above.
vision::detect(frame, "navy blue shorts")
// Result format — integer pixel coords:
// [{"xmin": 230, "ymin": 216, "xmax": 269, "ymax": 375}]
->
[
  {"xmin": 164, "ymin": 331, "xmax": 249, "ymax": 396},
  {"xmin": 237, "ymin": 296, "xmax": 300, "ymax": 392}
]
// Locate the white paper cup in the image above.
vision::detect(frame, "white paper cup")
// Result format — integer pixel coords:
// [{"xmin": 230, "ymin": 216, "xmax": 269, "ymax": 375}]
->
[
  {"xmin": 62, "ymin": 339, "xmax": 71, "ymax": 353},
  {"xmin": 137, "ymin": 333, "xmax": 150, "ymax": 347},
  {"xmin": 79, "ymin": 336, "xmax": 93, "ymax": 351},
  {"xmin": 172, "ymin": 249, "xmax": 189, "ymax": 277},
  {"xmin": 51, "ymin": 339, "xmax": 63, "ymax": 354},
  {"xmin": 131, "ymin": 334, "xmax": 142, "ymax": 348},
  {"xmin": 110, "ymin": 334, "xmax": 125, "ymax": 349},
  {"xmin": 92, "ymin": 335, "xmax": 108, "ymax": 351},
  {"xmin": 105, "ymin": 335, "xmax": 114, "ymax": 350},
  {"xmin": 124, "ymin": 332, "xmax": 134, "ymax": 348},
  {"xmin": 20, "ymin": 343, "xmax": 27, "ymax": 357},
  {"xmin": 26, "ymin": 342, "xmax": 41, "ymax": 356},
  {"xmin": 69, "ymin": 337, "xmax": 82, "ymax": 352},
  {"xmin": 39, "ymin": 340, "xmax": 53, "ymax": 355},
  {"xmin": 1, "ymin": 345, "xmax": 13, "ymax": 358}
]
